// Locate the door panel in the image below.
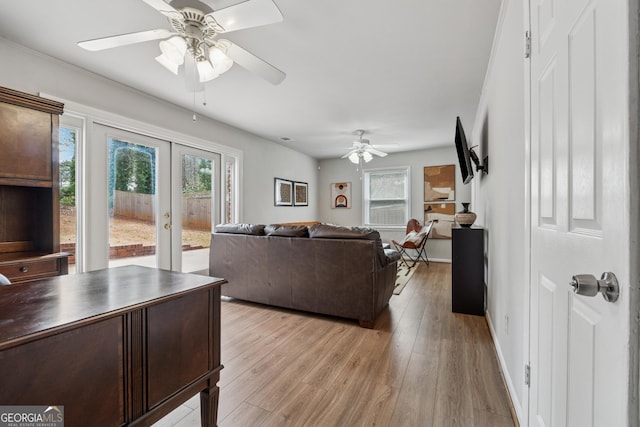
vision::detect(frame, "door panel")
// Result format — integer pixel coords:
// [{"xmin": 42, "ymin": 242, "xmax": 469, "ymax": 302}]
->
[
  {"xmin": 568, "ymin": 6, "xmax": 600, "ymax": 232},
  {"xmin": 538, "ymin": 59, "xmax": 557, "ymax": 226},
  {"xmin": 567, "ymin": 298, "xmax": 599, "ymax": 425},
  {"xmin": 537, "ymin": 0, "xmax": 556, "ymax": 48},
  {"xmin": 93, "ymin": 125, "xmax": 171, "ymax": 270},
  {"xmin": 529, "ymin": 0, "xmax": 629, "ymax": 425},
  {"xmin": 536, "ymin": 274, "xmax": 557, "ymax": 425},
  {"xmin": 171, "ymin": 144, "xmax": 221, "ymax": 273}
]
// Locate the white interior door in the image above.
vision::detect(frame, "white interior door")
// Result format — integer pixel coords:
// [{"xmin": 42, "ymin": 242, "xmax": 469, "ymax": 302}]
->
[{"xmin": 529, "ymin": 0, "xmax": 630, "ymax": 425}]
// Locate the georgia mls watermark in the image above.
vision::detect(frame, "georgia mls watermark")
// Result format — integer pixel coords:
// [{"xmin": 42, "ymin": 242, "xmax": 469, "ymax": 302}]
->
[{"xmin": 0, "ymin": 406, "xmax": 63, "ymax": 427}]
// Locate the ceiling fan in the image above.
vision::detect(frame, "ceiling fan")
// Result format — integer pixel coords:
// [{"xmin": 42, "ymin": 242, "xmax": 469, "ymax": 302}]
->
[
  {"xmin": 342, "ymin": 130, "xmax": 389, "ymax": 164},
  {"xmin": 77, "ymin": 0, "xmax": 286, "ymax": 85}
]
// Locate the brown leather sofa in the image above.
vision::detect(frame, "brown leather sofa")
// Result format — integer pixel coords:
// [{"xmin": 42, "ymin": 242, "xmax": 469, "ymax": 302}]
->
[{"xmin": 209, "ymin": 223, "xmax": 401, "ymax": 328}]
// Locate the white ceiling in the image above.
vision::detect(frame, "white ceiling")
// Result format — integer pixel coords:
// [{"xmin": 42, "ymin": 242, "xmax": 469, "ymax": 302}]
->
[{"xmin": 0, "ymin": 0, "xmax": 501, "ymax": 159}]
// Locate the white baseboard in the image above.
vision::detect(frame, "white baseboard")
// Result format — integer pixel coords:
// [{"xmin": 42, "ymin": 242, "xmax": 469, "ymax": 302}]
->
[
  {"xmin": 486, "ymin": 312, "xmax": 525, "ymax": 426},
  {"xmin": 428, "ymin": 257, "xmax": 451, "ymax": 264}
]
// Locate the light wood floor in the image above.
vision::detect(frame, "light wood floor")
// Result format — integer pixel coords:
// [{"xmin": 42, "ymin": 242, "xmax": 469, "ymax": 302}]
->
[{"xmin": 154, "ymin": 262, "xmax": 516, "ymax": 427}]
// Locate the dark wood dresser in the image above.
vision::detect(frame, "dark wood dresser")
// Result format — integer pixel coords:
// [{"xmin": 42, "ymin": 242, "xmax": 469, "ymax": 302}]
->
[
  {"xmin": 0, "ymin": 86, "xmax": 69, "ymax": 283},
  {"xmin": 0, "ymin": 265, "xmax": 226, "ymax": 426}
]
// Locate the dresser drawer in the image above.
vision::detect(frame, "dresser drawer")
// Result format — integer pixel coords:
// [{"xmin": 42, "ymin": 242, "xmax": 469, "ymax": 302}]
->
[{"xmin": 0, "ymin": 259, "xmax": 63, "ymax": 283}]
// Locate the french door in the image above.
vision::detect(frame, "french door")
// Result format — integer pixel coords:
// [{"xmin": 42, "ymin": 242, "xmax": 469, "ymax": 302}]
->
[
  {"xmin": 171, "ymin": 144, "xmax": 220, "ymax": 273},
  {"xmin": 96, "ymin": 125, "xmax": 171, "ymax": 269},
  {"xmin": 89, "ymin": 124, "xmax": 219, "ymax": 272}
]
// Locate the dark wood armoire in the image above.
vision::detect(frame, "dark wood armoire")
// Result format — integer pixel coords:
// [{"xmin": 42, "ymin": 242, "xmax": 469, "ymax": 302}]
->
[{"xmin": 0, "ymin": 86, "xmax": 69, "ymax": 283}]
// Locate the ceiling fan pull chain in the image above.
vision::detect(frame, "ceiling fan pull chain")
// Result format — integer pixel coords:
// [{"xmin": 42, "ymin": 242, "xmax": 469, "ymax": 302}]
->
[{"xmin": 192, "ymin": 91, "xmax": 197, "ymax": 122}]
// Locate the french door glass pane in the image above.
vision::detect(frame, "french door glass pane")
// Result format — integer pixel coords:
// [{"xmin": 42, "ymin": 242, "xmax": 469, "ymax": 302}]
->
[
  {"xmin": 180, "ymin": 154, "xmax": 212, "ymax": 273},
  {"xmin": 107, "ymin": 138, "xmax": 158, "ymax": 268}
]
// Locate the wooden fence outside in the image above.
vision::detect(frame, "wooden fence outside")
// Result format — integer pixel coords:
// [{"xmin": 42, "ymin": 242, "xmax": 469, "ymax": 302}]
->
[{"xmin": 114, "ymin": 190, "xmax": 211, "ymax": 229}]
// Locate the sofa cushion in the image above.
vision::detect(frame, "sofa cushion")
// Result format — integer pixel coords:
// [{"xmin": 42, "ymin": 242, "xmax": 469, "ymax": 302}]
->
[
  {"xmin": 265, "ymin": 224, "xmax": 309, "ymax": 237},
  {"xmin": 308, "ymin": 223, "xmax": 379, "ymax": 240},
  {"xmin": 214, "ymin": 223, "xmax": 266, "ymax": 235},
  {"xmin": 309, "ymin": 223, "xmax": 393, "ymax": 267}
]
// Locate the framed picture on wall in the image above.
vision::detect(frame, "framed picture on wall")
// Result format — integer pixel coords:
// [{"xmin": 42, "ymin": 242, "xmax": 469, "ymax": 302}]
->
[
  {"xmin": 424, "ymin": 164, "xmax": 456, "ymax": 202},
  {"xmin": 424, "ymin": 202, "xmax": 456, "ymax": 239},
  {"xmin": 274, "ymin": 178, "xmax": 293, "ymax": 206},
  {"xmin": 331, "ymin": 182, "xmax": 351, "ymax": 208},
  {"xmin": 294, "ymin": 181, "xmax": 308, "ymax": 206}
]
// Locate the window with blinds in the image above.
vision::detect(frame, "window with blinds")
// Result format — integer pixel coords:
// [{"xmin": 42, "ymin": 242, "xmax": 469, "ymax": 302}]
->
[{"xmin": 363, "ymin": 167, "xmax": 410, "ymax": 227}]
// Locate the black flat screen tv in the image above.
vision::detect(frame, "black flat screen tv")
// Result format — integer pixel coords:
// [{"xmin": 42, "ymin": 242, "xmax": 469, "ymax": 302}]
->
[{"xmin": 455, "ymin": 116, "xmax": 474, "ymax": 184}]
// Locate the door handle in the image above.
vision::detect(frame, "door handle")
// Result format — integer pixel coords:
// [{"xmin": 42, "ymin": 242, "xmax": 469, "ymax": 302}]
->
[{"xmin": 569, "ymin": 272, "xmax": 619, "ymax": 303}]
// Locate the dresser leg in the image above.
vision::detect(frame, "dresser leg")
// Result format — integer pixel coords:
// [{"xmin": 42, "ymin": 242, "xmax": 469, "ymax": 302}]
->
[{"xmin": 200, "ymin": 382, "xmax": 220, "ymax": 427}]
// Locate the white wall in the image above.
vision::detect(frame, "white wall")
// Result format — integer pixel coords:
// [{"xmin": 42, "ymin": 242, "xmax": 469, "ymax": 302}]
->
[
  {"xmin": 318, "ymin": 146, "xmax": 472, "ymax": 261},
  {"xmin": 0, "ymin": 37, "xmax": 318, "ymax": 227},
  {"xmin": 241, "ymin": 143, "xmax": 318, "ymax": 225},
  {"xmin": 470, "ymin": 0, "xmax": 528, "ymax": 422}
]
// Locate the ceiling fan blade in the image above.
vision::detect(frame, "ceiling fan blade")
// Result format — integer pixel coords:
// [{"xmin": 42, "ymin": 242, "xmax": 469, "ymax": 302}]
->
[
  {"xmin": 205, "ymin": 0, "xmax": 283, "ymax": 33},
  {"xmin": 78, "ymin": 29, "xmax": 175, "ymax": 51},
  {"xmin": 340, "ymin": 148, "xmax": 358, "ymax": 159},
  {"xmin": 341, "ymin": 149, "xmax": 358, "ymax": 159},
  {"xmin": 224, "ymin": 40, "xmax": 286, "ymax": 85},
  {"xmin": 367, "ymin": 147, "xmax": 388, "ymax": 157},
  {"xmin": 141, "ymin": 0, "xmax": 177, "ymax": 14}
]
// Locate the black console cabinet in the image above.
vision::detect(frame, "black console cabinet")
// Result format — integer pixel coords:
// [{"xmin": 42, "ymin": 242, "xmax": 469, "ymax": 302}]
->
[{"xmin": 452, "ymin": 227, "xmax": 485, "ymax": 315}]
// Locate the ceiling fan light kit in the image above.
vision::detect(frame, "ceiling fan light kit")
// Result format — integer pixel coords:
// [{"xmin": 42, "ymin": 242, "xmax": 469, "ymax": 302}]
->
[
  {"xmin": 195, "ymin": 58, "xmax": 218, "ymax": 81},
  {"xmin": 343, "ymin": 130, "xmax": 388, "ymax": 167},
  {"xmin": 155, "ymin": 36, "xmax": 187, "ymax": 74},
  {"xmin": 155, "ymin": 9, "xmax": 235, "ymax": 82},
  {"xmin": 208, "ymin": 41, "xmax": 233, "ymax": 71},
  {"xmin": 78, "ymin": 0, "xmax": 286, "ymax": 86},
  {"xmin": 155, "ymin": 52, "xmax": 179, "ymax": 74},
  {"xmin": 349, "ymin": 150, "xmax": 373, "ymax": 164}
]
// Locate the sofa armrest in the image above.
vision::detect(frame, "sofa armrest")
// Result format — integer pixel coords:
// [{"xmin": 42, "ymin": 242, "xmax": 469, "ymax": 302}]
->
[{"xmin": 384, "ymin": 248, "xmax": 401, "ymax": 263}]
